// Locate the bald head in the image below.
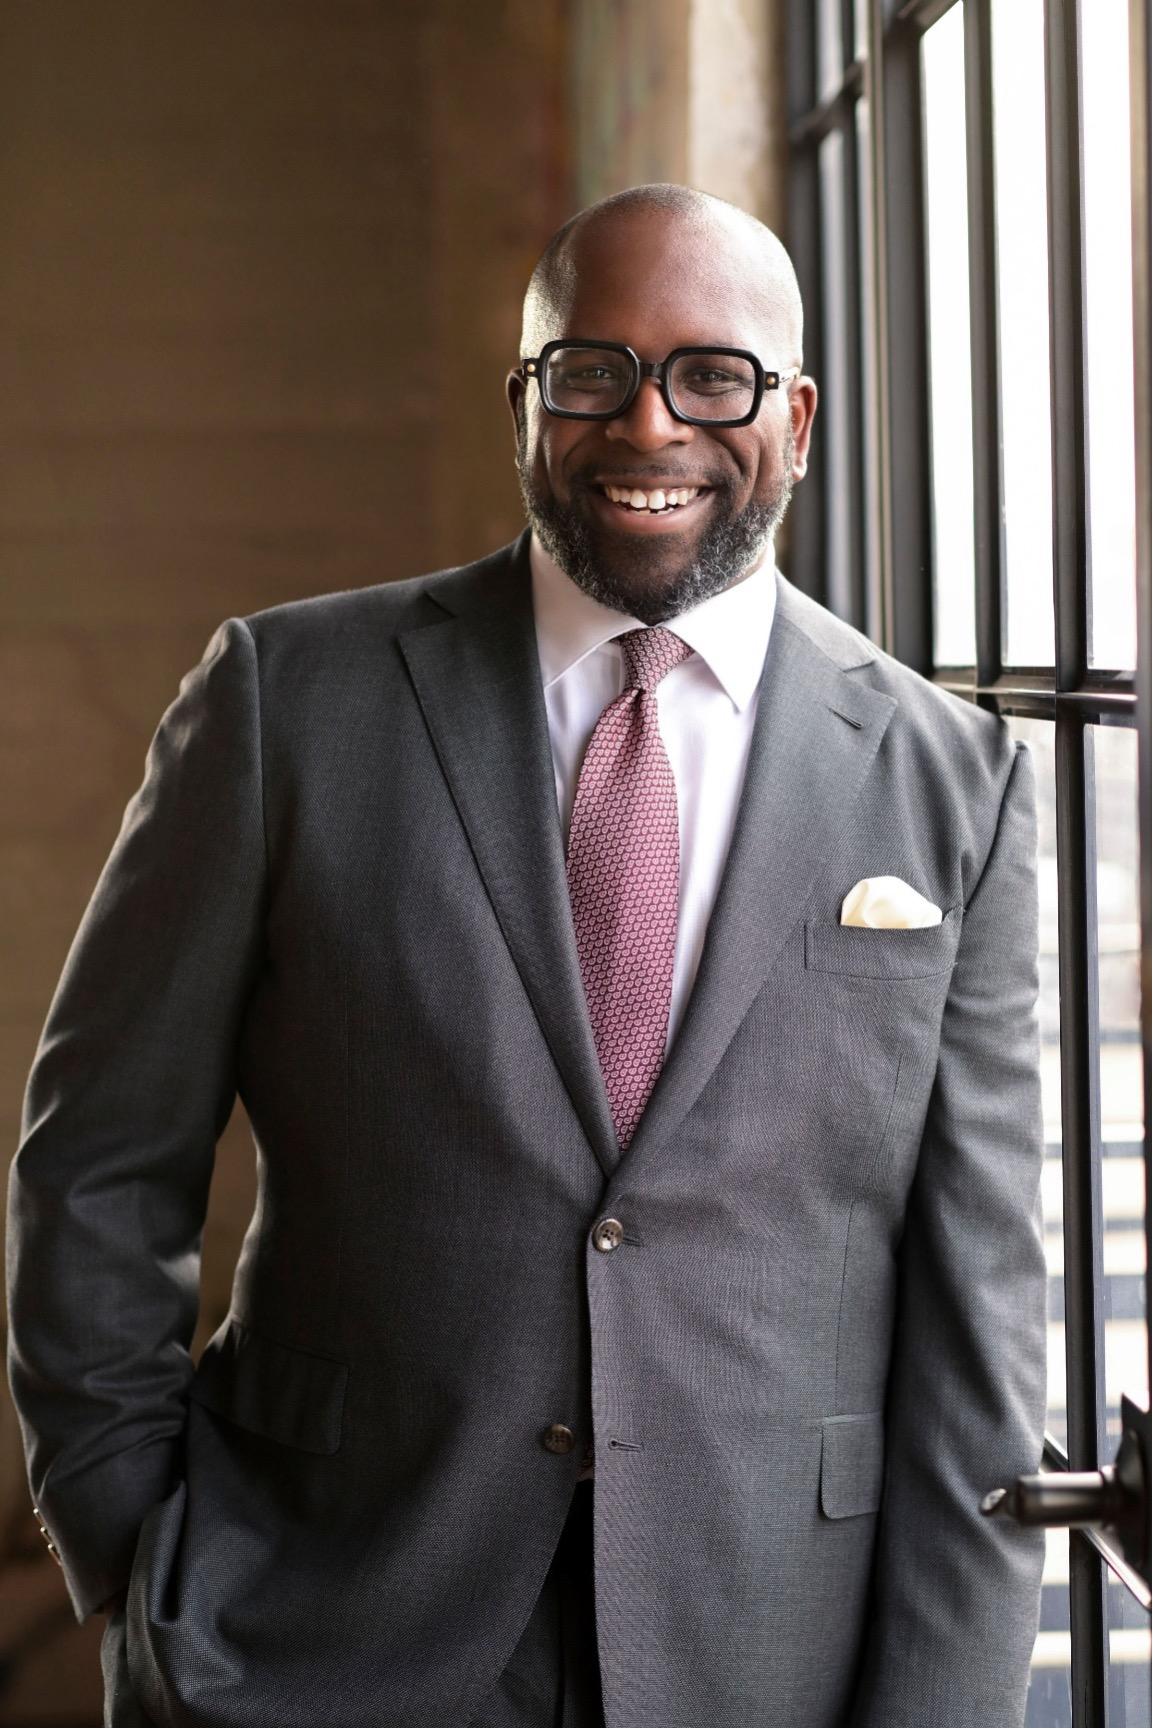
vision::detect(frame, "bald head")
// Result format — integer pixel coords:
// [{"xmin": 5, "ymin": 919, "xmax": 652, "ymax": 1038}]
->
[{"xmin": 519, "ymin": 183, "xmax": 804, "ymax": 367}]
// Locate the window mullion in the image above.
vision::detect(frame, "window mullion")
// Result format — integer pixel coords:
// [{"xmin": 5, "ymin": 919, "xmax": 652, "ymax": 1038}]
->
[
  {"xmin": 1045, "ymin": 0, "xmax": 1108, "ymax": 1719},
  {"xmin": 1045, "ymin": 0, "xmax": 1090, "ymax": 690},
  {"xmin": 786, "ymin": 0, "xmax": 818, "ymax": 125},
  {"xmin": 841, "ymin": 107, "xmax": 867, "ymax": 631},
  {"xmin": 1054, "ymin": 712, "xmax": 1110, "ymax": 1727},
  {"xmin": 963, "ymin": 0, "xmax": 1003, "ymax": 694},
  {"xmin": 787, "ymin": 138, "xmax": 826, "ymax": 601}
]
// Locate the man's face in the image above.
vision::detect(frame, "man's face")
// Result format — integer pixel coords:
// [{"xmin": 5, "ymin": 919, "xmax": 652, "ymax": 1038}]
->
[{"xmin": 506, "ymin": 212, "xmax": 818, "ymax": 625}]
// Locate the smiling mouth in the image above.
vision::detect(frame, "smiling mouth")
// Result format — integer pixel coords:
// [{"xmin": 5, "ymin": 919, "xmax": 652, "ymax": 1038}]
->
[{"xmin": 597, "ymin": 482, "xmax": 711, "ymax": 516}]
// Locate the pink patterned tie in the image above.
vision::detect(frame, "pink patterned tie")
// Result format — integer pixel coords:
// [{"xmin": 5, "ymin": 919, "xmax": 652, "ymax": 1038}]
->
[{"xmin": 565, "ymin": 627, "xmax": 694, "ymax": 1150}]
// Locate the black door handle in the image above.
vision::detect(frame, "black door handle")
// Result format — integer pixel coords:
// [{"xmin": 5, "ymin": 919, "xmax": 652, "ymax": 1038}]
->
[
  {"xmin": 982, "ymin": 1394, "xmax": 1150, "ymax": 1597},
  {"xmin": 982, "ymin": 1465, "xmax": 1129, "ymax": 1526}
]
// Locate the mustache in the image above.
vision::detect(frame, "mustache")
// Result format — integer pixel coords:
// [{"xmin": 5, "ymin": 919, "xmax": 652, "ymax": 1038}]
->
[{"xmin": 573, "ymin": 470, "xmax": 731, "ymax": 492}]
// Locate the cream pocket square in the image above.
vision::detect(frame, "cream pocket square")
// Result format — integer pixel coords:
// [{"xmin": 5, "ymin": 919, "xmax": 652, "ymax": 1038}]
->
[{"xmin": 840, "ymin": 875, "xmax": 943, "ymax": 929}]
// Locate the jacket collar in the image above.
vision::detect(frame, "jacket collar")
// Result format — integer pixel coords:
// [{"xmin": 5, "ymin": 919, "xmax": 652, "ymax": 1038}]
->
[{"xmin": 528, "ymin": 528, "xmax": 777, "ymax": 713}]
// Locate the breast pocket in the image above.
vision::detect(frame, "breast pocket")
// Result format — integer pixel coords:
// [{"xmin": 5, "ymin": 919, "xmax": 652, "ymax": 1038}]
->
[{"xmin": 804, "ymin": 902, "xmax": 963, "ymax": 980}]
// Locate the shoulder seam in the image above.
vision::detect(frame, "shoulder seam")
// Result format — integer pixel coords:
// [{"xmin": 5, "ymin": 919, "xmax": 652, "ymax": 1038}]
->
[
  {"xmin": 233, "ymin": 617, "xmax": 269, "ymax": 889},
  {"xmin": 962, "ymin": 723, "xmax": 1023, "ymax": 913}
]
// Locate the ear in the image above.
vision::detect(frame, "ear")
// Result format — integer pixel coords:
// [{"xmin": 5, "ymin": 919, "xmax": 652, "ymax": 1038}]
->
[
  {"xmin": 788, "ymin": 376, "xmax": 818, "ymax": 480},
  {"xmin": 506, "ymin": 370, "xmax": 526, "ymax": 449}
]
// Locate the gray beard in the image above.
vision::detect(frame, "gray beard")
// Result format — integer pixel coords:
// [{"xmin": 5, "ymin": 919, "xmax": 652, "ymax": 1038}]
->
[{"xmin": 515, "ymin": 425, "xmax": 794, "ymax": 625}]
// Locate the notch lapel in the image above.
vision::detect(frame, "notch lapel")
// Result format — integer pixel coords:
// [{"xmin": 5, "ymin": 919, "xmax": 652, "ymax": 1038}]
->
[
  {"xmin": 397, "ymin": 533, "xmax": 619, "ymax": 1177},
  {"xmin": 618, "ymin": 575, "xmax": 898, "ymax": 1174}
]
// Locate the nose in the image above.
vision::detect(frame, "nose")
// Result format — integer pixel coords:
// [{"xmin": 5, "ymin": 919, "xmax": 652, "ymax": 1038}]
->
[{"xmin": 604, "ymin": 377, "xmax": 695, "ymax": 452}]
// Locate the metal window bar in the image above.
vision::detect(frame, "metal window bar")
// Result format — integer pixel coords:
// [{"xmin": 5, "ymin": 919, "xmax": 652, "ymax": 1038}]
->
[
  {"xmin": 840, "ymin": 100, "xmax": 868, "ymax": 632},
  {"xmin": 785, "ymin": 138, "xmax": 826, "ymax": 601},
  {"xmin": 962, "ymin": 0, "xmax": 1003, "ymax": 698},
  {"xmin": 817, "ymin": 102, "xmax": 869, "ymax": 630},
  {"xmin": 1127, "ymin": 0, "xmax": 1152, "ymax": 1418}
]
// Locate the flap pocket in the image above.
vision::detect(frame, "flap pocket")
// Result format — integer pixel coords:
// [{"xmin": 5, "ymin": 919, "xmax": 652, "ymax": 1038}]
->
[
  {"xmin": 805, "ymin": 902, "xmax": 963, "ymax": 979},
  {"xmin": 820, "ymin": 1410, "xmax": 886, "ymax": 1518},
  {"xmin": 188, "ymin": 1317, "xmax": 347, "ymax": 1455}
]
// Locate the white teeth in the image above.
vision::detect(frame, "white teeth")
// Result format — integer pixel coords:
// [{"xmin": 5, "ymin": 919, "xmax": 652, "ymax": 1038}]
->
[{"xmin": 602, "ymin": 483, "xmax": 701, "ymax": 512}]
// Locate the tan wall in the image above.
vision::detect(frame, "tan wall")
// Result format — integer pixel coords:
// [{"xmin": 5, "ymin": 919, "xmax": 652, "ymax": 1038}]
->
[
  {"xmin": 0, "ymin": 4, "xmax": 571, "ymax": 1720},
  {"xmin": 0, "ymin": 3, "xmax": 788, "ymax": 1719}
]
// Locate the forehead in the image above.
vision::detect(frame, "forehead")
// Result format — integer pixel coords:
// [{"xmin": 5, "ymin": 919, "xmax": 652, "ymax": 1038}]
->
[{"xmin": 554, "ymin": 212, "xmax": 779, "ymax": 354}]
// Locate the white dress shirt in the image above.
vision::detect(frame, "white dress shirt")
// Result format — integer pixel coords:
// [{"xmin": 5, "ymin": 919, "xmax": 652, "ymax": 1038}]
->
[{"xmin": 529, "ymin": 527, "xmax": 777, "ymax": 1057}]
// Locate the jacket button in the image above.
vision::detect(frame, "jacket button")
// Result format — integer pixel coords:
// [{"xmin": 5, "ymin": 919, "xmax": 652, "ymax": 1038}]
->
[
  {"xmin": 592, "ymin": 1217, "xmax": 624, "ymax": 1252},
  {"xmin": 541, "ymin": 1423, "xmax": 576, "ymax": 1454}
]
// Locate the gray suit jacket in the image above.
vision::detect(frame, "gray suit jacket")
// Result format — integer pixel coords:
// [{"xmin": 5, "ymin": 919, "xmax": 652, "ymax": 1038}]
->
[{"xmin": 7, "ymin": 528, "xmax": 1048, "ymax": 1728}]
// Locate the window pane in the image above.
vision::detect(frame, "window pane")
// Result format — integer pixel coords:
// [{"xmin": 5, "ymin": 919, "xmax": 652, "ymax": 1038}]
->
[
  {"xmin": 992, "ymin": 0, "xmax": 1055, "ymax": 666},
  {"xmin": 922, "ymin": 6, "xmax": 977, "ymax": 666},
  {"xmin": 1092, "ymin": 726, "xmax": 1147, "ymax": 1443},
  {"xmin": 1026, "ymin": 1529, "xmax": 1076, "ymax": 1726},
  {"xmin": 1091, "ymin": 724, "xmax": 1149, "ymax": 1724},
  {"xmin": 1009, "ymin": 718, "xmax": 1074, "ymax": 1730},
  {"xmin": 1080, "ymin": 0, "xmax": 1138, "ymax": 670},
  {"xmin": 820, "ymin": 125, "xmax": 853, "ymax": 620},
  {"xmin": 1106, "ymin": 1568, "xmax": 1152, "ymax": 1726},
  {"xmin": 818, "ymin": 0, "xmax": 844, "ymax": 102}
]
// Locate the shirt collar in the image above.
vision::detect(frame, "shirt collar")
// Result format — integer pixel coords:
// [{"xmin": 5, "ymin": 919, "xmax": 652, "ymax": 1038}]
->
[{"xmin": 529, "ymin": 527, "xmax": 776, "ymax": 713}]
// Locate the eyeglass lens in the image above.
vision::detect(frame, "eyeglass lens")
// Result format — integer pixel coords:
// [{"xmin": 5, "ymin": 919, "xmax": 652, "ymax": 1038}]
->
[{"xmin": 542, "ymin": 345, "xmax": 757, "ymax": 421}]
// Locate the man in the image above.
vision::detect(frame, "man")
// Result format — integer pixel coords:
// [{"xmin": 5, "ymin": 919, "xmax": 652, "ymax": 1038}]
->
[{"xmin": 7, "ymin": 183, "xmax": 1048, "ymax": 1728}]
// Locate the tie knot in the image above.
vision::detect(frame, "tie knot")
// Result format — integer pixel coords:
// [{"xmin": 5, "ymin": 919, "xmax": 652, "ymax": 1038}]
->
[{"xmin": 618, "ymin": 627, "xmax": 693, "ymax": 693}]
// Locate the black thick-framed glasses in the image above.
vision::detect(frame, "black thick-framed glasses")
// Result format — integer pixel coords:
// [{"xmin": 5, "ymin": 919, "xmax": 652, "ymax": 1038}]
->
[{"xmin": 515, "ymin": 339, "xmax": 799, "ymax": 428}]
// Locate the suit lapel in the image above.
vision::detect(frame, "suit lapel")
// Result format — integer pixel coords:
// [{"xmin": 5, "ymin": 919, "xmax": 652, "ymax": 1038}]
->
[
  {"xmin": 399, "ymin": 539, "xmax": 897, "ymax": 1185},
  {"xmin": 397, "ymin": 532, "xmax": 620, "ymax": 1177},
  {"xmin": 618, "ymin": 575, "xmax": 898, "ymax": 1175}
]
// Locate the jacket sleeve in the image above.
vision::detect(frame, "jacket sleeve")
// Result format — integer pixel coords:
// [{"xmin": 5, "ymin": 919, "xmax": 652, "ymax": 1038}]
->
[
  {"xmin": 851, "ymin": 737, "xmax": 1049, "ymax": 1728},
  {"xmin": 5, "ymin": 617, "xmax": 267, "ymax": 1622}
]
